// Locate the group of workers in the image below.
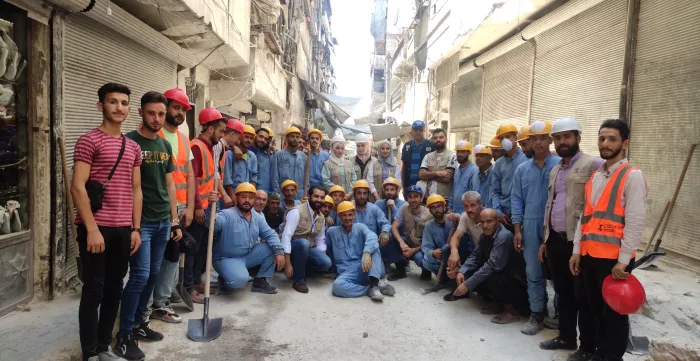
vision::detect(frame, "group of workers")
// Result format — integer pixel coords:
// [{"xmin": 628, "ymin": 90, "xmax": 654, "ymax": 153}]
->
[{"xmin": 72, "ymin": 82, "xmax": 647, "ymax": 361}]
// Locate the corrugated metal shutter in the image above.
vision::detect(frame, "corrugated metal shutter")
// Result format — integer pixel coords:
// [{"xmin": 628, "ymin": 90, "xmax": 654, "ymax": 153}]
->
[
  {"xmin": 64, "ymin": 14, "xmax": 177, "ymax": 167},
  {"xmin": 629, "ymin": 0, "xmax": 700, "ymax": 262},
  {"xmin": 480, "ymin": 42, "xmax": 533, "ymax": 142},
  {"xmin": 450, "ymin": 68, "xmax": 483, "ymax": 133},
  {"xmin": 530, "ymin": 0, "xmax": 626, "ymax": 155},
  {"xmin": 63, "ymin": 15, "xmax": 177, "ymax": 279}
]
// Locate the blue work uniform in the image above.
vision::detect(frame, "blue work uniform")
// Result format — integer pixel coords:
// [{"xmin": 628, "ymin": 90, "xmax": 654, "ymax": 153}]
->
[
  {"xmin": 421, "ymin": 219, "xmax": 454, "ymax": 274},
  {"xmin": 510, "ymin": 153, "xmax": 561, "ymax": 313},
  {"xmin": 374, "ymin": 199, "xmax": 407, "ymax": 223},
  {"xmin": 479, "ymin": 166, "xmax": 493, "ymax": 209},
  {"xmin": 451, "ymin": 162, "xmax": 480, "ymax": 214},
  {"xmin": 327, "ymin": 223, "xmax": 385, "ymax": 298},
  {"xmin": 272, "ymin": 148, "xmax": 307, "ymax": 200},
  {"xmin": 281, "ymin": 199, "xmax": 302, "ymax": 213},
  {"xmin": 353, "ymin": 202, "xmax": 391, "ymax": 235},
  {"xmin": 205, "ymin": 205, "xmax": 283, "ymax": 290},
  {"xmin": 224, "ymin": 149, "xmax": 258, "ymax": 189},
  {"xmin": 309, "ymin": 150, "xmax": 330, "ymax": 188},
  {"xmin": 252, "ymin": 147, "xmax": 274, "ymax": 193},
  {"xmin": 491, "ymin": 149, "xmax": 528, "ymax": 216}
]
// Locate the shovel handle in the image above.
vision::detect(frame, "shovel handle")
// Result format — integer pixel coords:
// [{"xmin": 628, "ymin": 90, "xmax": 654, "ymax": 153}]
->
[{"xmin": 204, "ymin": 179, "xmax": 219, "ymax": 298}]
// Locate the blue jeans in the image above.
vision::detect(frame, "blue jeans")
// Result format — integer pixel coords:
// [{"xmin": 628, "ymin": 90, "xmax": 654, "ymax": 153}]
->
[
  {"xmin": 290, "ymin": 239, "xmax": 332, "ymax": 283},
  {"xmin": 522, "ymin": 218, "xmax": 547, "ymax": 313},
  {"xmin": 213, "ymin": 242, "xmax": 276, "ymax": 290},
  {"xmin": 333, "ymin": 251, "xmax": 385, "ymax": 298},
  {"xmin": 120, "ymin": 220, "xmax": 170, "ymax": 334},
  {"xmin": 152, "ymin": 258, "xmax": 178, "ymax": 308}
]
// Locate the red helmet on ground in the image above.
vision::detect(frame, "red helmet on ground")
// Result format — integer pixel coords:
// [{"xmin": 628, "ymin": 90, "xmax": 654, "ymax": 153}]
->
[
  {"xmin": 602, "ymin": 274, "xmax": 646, "ymax": 315},
  {"xmin": 163, "ymin": 88, "xmax": 192, "ymax": 110},
  {"xmin": 226, "ymin": 118, "xmax": 244, "ymax": 135},
  {"xmin": 199, "ymin": 107, "xmax": 225, "ymax": 126}
]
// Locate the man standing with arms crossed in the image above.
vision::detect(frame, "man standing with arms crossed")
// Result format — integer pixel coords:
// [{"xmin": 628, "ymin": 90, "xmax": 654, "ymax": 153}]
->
[
  {"xmin": 401, "ymin": 120, "xmax": 434, "ymax": 192},
  {"xmin": 272, "ymin": 127, "xmax": 307, "ymax": 200},
  {"xmin": 570, "ymin": 119, "xmax": 647, "ymax": 361},
  {"xmin": 307, "ymin": 129, "xmax": 329, "ymax": 188},
  {"xmin": 450, "ymin": 140, "xmax": 480, "ymax": 214},
  {"xmin": 252, "ymin": 127, "xmax": 275, "ymax": 193},
  {"xmin": 491, "ymin": 124, "xmax": 528, "ymax": 231},
  {"xmin": 72, "ymin": 83, "xmax": 143, "ymax": 361},
  {"xmin": 418, "ymin": 128, "xmax": 455, "ymax": 203}
]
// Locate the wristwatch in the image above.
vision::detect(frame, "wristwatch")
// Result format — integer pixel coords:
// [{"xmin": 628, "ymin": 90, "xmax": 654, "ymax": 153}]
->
[
  {"xmin": 171, "ymin": 218, "xmax": 180, "ymax": 225},
  {"xmin": 131, "ymin": 228, "xmax": 142, "ymax": 235}
]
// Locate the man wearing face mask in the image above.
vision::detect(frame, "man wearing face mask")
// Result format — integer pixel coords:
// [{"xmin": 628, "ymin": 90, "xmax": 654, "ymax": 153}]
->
[
  {"xmin": 489, "ymin": 137, "xmax": 506, "ymax": 162},
  {"xmin": 252, "ymin": 127, "xmax": 275, "ymax": 193},
  {"xmin": 511, "ymin": 121, "xmax": 561, "ymax": 336},
  {"xmin": 517, "ymin": 126, "xmax": 534, "ymax": 159},
  {"xmin": 419, "ymin": 128, "xmax": 456, "ymax": 205},
  {"xmin": 322, "ymin": 134, "xmax": 357, "ymax": 194},
  {"xmin": 450, "ymin": 140, "xmax": 480, "ymax": 215},
  {"xmin": 491, "ymin": 124, "xmax": 528, "ymax": 231}
]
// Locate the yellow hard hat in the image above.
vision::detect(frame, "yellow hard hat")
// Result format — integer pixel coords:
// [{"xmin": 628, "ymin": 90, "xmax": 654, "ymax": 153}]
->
[
  {"xmin": 328, "ymin": 185, "xmax": 346, "ymax": 195},
  {"xmin": 426, "ymin": 194, "xmax": 446, "ymax": 207},
  {"xmin": 352, "ymin": 179, "xmax": 370, "ymax": 191},
  {"xmin": 324, "ymin": 195, "xmax": 335, "ymax": 205},
  {"xmin": 528, "ymin": 121, "xmax": 553, "ymax": 136},
  {"xmin": 474, "ymin": 144, "xmax": 492, "ymax": 155},
  {"xmin": 496, "ymin": 123, "xmax": 518, "ymax": 137},
  {"xmin": 337, "ymin": 201, "xmax": 356, "ymax": 214},
  {"xmin": 489, "ymin": 136, "xmax": 503, "ymax": 150},
  {"xmin": 517, "ymin": 125, "xmax": 530, "ymax": 141},
  {"xmin": 382, "ymin": 177, "xmax": 400, "ymax": 189},
  {"xmin": 243, "ymin": 124, "xmax": 256, "ymax": 136},
  {"xmin": 455, "ymin": 140, "xmax": 473, "ymax": 151},
  {"xmin": 235, "ymin": 182, "xmax": 256, "ymax": 194},
  {"xmin": 281, "ymin": 179, "xmax": 299, "ymax": 191},
  {"xmin": 308, "ymin": 128, "xmax": 323, "ymax": 140},
  {"xmin": 285, "ymin": 126, "xmax": 302, "ymax": 136},
  {"xmin": 260, "ymin": 126, "xmax": 274, "ymax": 136}
]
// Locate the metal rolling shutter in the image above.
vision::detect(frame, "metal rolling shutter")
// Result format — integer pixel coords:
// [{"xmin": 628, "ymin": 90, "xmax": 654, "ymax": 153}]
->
[
  {"xmin": 450, "ymin": 68, "xmax": 483, "ymax": 137},
  {"xmin": 530, "ymin": 0, "xmax": 626, "ymax": 155},
  {"xmin": 480, "ymin": 42, "xmax": 533, "ymax": 142},
  {"xmin": 629, "ymin": 0, "xmax": 700, "ymax": 262},
  {"xmin": 64, "ymin": 15, "xmax": 177, "ymax": 167}
]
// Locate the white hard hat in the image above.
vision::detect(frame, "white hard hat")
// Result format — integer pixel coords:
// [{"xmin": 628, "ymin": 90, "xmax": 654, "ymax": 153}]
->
[
  {"xmin": 550, "ymin": 117, "xmax": 583, "ymax": 135},
  {"xmin": 331, "ymin": 134, "xmax": 346, "ymax": 143},
  {"xmin": 355, "ymin": 133, "xmax": 371, "ymax": 143}
]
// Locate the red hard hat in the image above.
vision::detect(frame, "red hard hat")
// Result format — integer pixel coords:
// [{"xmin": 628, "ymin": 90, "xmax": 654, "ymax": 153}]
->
[
  {"xmin": 199, "ymin": 107, "xmax": 225, "ymax": 126},
  {"xmin": 163, "ymin": 88, "xmax": 192, "ymax": 110},
  {"xmin": 602, "ymin": 274, "xmax": 646, "ymax": 315},
  {"xmin": 226, "ymin": 118, "xmax": 244, "ymax": 135}
]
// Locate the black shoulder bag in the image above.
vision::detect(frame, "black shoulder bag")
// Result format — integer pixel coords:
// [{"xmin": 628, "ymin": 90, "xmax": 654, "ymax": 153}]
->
[{"xmin": 85, "ymin": 135, "xmax": 126, "ymax": 212}]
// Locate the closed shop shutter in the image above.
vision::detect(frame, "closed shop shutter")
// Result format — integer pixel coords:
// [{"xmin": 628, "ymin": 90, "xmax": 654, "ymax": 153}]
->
[
  {"xmin": 63, "ymin": 15, "xmax": 177, "ymax": 279},
  {"xmin": 480, "ymin": 42, "xmax": 533, "ymax": 142},
  {"xmin": 530, "ymin": 0, "xmax": 626, "ymax": 155},
  {"xmin": 629, "ymin": 0, "xmax": 700, "ymax": 261},
  {"xmin": 450, "ymin": 68, "xmax": 483, "ymax": 137}
]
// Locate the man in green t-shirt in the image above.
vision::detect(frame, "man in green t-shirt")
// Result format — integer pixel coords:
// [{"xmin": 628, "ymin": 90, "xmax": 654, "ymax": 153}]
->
[{"xmin": 115, "ymin": 91, "xmax": 182, "ymax": 360}]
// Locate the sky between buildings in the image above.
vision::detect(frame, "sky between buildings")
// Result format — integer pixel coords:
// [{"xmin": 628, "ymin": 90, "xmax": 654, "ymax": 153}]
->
[{"xmin": 330, "ymin": 0, "xmax": 374, "ymax": 100}]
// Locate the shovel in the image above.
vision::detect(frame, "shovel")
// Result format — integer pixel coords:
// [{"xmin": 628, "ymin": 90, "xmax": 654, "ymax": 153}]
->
[
  {"xmin": 175, "ymin": 254, "xmax": 194, "ymax": 311},
  {"xmin": 187, "ymin": 181, "xmax": 222, "ymax": 342}
]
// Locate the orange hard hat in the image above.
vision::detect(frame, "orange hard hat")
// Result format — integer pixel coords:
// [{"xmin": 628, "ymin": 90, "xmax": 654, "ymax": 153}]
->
[
  {"xmin": 163, "ymin": 88, "xmax": 192, "ymax": 110},
  {"xmin": 602, "ymin": 274, "xmax": 646, "ymax": 315},
  {"xmin": 199, "ymin": 107, "xmax": 225, "ymax": 126}
]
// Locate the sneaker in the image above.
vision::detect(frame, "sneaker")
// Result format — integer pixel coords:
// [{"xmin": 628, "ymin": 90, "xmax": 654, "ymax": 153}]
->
[
  {"xmin": 134, "ymin": 321, "xmax": 164, "ymax": 341},
  {"xmin": 378, "ymin": 283, "xmax": 395, "ymax": 296},
  {"xmin": 251, "ymin": 278, "xmax": 278, "ymax": 294},
  {"xmin": 420, "ymin": 269, "xmax": 432, "ymax": 281},
  {"xmin": 521, "ymin": 313, "xmax": 545, "ymax": 335},
  {"xmin": 368, "ymin": 286, "xmax": 384, "ymax": 301},
  {"xmin": 150, "ymin": 306, "xmax": 182, "ymax": 324},
  {"xmin": 567, "ymin": 349, "xmax": 595, "ymax": 361},
  {"xmin": 169, "ymin": 291, "xmax": 182, "ymax": 304},
  {"xmin": 292, "ymin": 282, "xmax": 309, "ymax": 293},
  {"xmin": 544, "ymin": 315, "xmax": 559, "ymax": 329},
  {"xmin": 98, "ymin": 348, "xmax": 127, "ymax": 361},
  {"xmin": 114, "ymin": 332, "xmax": 145, "ymax": 361},
  {"xmin": 539, "ymin": 337, "xmax": 577, "ymax": 350}
]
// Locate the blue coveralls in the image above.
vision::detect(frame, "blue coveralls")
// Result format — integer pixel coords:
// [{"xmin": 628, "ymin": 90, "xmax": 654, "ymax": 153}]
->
[
  {"xmin": 224, "ymin": 149, "xmax": 258, "ymax": 189},
  {"xmin": 510, "ymin": 153, "xmax": 561, "ymax": 313},
  {"xmin": 491, "ymin": 149, "xmax": 528, "ymax": 216},
  {"xmin": 272, "ymin": 148, "xmax": 307, "ymax": 200},
  {"xmin": 205, "ymin": 205, "xmax": 283, "ymax": 290},
  {"xmin": 479, "ymin": 166, "xmax": 493, "ymax": 209},
  {"xmin": 451, "ymin": 162, "xmax": 480, "ymax": 214},
  {"xmin": 251, "ymin": 147, "xmax": 274, "ymax": 193},
  {"xmin": 309, "ymin": 150, "xmax": 330, "ymax": 188},
  {"xmin": 374, "ymin": 199, "xmax": 407, "ymax": 223},
  {"xmin": 327, "ymin": 223, "xmax": 385, "ymax": 298},
  {"xmin": 421, "ymin": 219, "xmax": 453, "ymax": 274},
  {"xmin": 354, "ymin": 202, "xmax": 393, "ymax": 262}
]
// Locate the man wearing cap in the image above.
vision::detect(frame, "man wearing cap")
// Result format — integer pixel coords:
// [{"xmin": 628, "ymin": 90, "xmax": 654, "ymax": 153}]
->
[
  {"xmin": 205, "ymin": 183, "xmax": 283, "ymax": 294},
  {"xmin": 272, "ymin": 127, "xmax": 307, "ymax": 200},
  {"xmin": 387, "ymin": 185, "xmax": 432, "ymax": 281},
  {"xmin": 419, "ymin": 128, "xmax": 455, "ymax": 202},
  {"xmin": 328, "ymin": 201, "xmax": 395, "ymax": 301},
  {"xmin": 353, "ymin": 134, "xmax": 378, "ymax": 190},
  {"xmin": 280, "ymin": 185, "xmax": 332, "ymax": 293},
  {"xmin": 538, "ymin": 118, "xmax": 603, "ymax": 357},
  {"xmin": 401, "ymin": 120, "xmax": 435, "ymax": 191},
  {"xmin": 511, "ymin": 121, "xmax": 561, "ymax": 335},
  {"xmin": 322, "ymin": 134, "xmax": 357, "ymax": 194},
  {"xmin": 450, "ymin": 140, "xmax": 480, "ymax": 215},
  {"xmin": 252, "ymin": 127, "xmax": 275, "ymax": 193},
  {"xmin": 307, "ymin": 129, "xmax": 330, "ymax": 188},
  {"xmin": 352, "ymin": 180, "xmax": 391, "ymax": 242},
  {"xmin": 474, "ymin": 144, "xmax": 494, "ymax": 209},
  {"xmin": 224, "ymin": 124, "xmax": 259, "ymax": 201},
  {"xmin": 280, "ymin": 180, "xmax": 302, "ymax": 212},
  {"xmin": 518, "ymin": 126, "xmax": 534, "ymax": 159},
  {"xmin": 491, "ymin": 124, "xmax": 528, "ymax": 230},
  {"xmin": 489, "ymin": 137, "xmax": 506, "ymax": 162},
  {"xmin": 374, "ymin": 177, "xmax": 406, "ymax": 226}
]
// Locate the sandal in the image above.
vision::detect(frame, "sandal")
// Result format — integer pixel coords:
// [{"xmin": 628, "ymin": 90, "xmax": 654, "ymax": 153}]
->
[
  {"xmin": 480, "ymin": 304, "xmax": 504, "ymax": 315},
  {"xmin": 491, "ymin": 312, "xmax": 520, "ymax": 324}
]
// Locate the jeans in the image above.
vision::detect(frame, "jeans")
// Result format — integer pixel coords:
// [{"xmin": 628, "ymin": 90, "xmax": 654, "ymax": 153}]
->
[
  {"xmin": 379, "ymin": 235, "xmax": 403, "ymax": 264},
  {"xmin": 152, "ymin": 258, "xmax": 178, "ymax": 308},
  {"xmin": 184, "ymin": 221, "xmax": 206, "ymax": 293},
  {"xmin": 333, "ymin": 251, "xmax": 385, "ymax": 298},
  {"xmin": 213, "ymin": 242, "xmax": 276, "ymax": 290},
  {"xmin": 119, "ymin": 220, "xmax": 171, "ymax": 334},
  {"xmin": 290, "ymin": 239, "xmax": 332, "ymax": 283},
  {"xmin": 77, "ymin": 225, "xmax": 131, "ymax": 361},
  {"xmin": 522, "ymin": 219, "xmax": 547, "ymax": 313}
]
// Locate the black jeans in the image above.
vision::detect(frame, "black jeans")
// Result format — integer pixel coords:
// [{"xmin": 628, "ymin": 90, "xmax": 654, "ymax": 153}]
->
[
  {"xmin": 77, "ymin": 224, "xmax": 131, "ymax": 361},
  {"xmin": 466, "ymin": 268, "xmax": 531, "ymax": 316},
  {"xmin": 437, "ymin": 233, "xmax": 473, "ymax": 283},
  {"xmin": 579, "ymin": 255, "xmax": 633, "ymax": 361},
  {"xmin": 183, "ymin": 221, "xmax": 206, "ymax": 293}
]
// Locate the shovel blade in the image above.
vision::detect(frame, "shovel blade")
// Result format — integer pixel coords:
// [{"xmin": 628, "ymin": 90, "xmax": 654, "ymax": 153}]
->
[
  {"xmin": 187, "ymin": 317, "xmax": 223, "ymax": 342},
  {"xmin": 175, "ymin": 275, "xmax": 194, "ymax": 312},
  {"xmin": 635, "ymin": 252, "xmax": 665, "ymax": 269}
]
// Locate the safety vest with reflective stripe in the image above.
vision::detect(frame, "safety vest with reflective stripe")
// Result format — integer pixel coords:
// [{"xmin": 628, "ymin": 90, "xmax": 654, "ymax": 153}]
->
[
  {"xmin": 157, "ymin": 129, "xmax": 190, "ymax": 205},
  {"xmin": 191, "ymin": 139, "xmax": 215, "ymax": 209},
  {"xmin": 580, "ymin": 163, "xmax": 637, "ymax": 260}
]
